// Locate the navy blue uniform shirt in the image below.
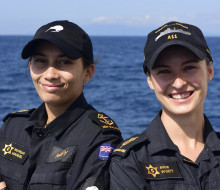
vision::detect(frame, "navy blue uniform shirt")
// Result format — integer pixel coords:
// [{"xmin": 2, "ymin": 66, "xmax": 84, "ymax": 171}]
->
[
  {"xmin": 110, "ymin": 112, "xmax": 220, "ymax": 190},
  {"xmin": 0, "ymin": 93, "xmax": 123, "ymax": 190}
]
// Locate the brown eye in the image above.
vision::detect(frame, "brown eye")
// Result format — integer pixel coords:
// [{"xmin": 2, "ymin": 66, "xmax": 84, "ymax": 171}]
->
[
  {"xmin": 158, "ymin": 69, "xmax": 171, "ymax": 74},
  {"xmin": 184, "ymin": 66, "xmax": 196, "ymax": 71}
]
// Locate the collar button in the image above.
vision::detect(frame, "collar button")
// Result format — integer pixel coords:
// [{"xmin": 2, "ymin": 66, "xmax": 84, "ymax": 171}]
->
[{"xmin": 37, "ymin": 132, "xmax": 44, "ymax": 137}]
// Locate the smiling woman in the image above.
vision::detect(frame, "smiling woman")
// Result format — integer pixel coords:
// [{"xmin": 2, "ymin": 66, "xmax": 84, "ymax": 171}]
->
[
  {"xmin": 110, "ymin": 21, "xmax": 220, "ymax": 190},
  {"xmin": 0, "ymin": 20, "xmax": 122, "ymax": 190}
]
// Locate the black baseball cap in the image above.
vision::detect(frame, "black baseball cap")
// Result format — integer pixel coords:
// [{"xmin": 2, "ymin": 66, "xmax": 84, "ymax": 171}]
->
[
  {"xmin": 143, "ymin": 21, "xmax": 212, "ymax": 73},
  {"xmin": 22, "ymin": 20, "xmax": 93, "ymax": 62}
]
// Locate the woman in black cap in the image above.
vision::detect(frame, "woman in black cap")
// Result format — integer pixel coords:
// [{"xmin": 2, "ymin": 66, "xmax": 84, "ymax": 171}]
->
[
  {"xmin": 110, "ymin": 21, "xmax": 220, "ymax": 189},
  {"xmin": 0, "ymin": 20, "xmax": 122, "ymax": 190}
]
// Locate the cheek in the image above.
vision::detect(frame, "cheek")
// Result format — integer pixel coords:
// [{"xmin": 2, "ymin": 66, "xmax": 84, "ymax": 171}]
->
[
  {"xmin": 30, "ymin": 69, "xmax": 38, "ymax": 82},
  {"xmin": 189, "ymin": 72, "xmax": 207, "ymax": 88},
  {"xmin": 152, "ymin": 78, "xmax": 169, "ymax": 93}
]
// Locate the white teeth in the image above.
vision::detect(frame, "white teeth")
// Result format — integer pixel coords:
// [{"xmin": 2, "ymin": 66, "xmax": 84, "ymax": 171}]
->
[{"xmin": 172, "ymin": 92, "xmax": 190, "ymax": 99}]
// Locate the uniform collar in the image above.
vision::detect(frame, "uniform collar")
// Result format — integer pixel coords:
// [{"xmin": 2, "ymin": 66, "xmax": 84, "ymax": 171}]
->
[
  {"xmin": 25, "ymin": 93, "xmax": 91, "ymax": 138},
  {"xmin": 146, "ymin": 111, "xmax": 220, "ymax": 156},
  {"xmin": 203, "ymin": 115, "xmax": 220, "ymax": 151},
  {"xmin": 146, "ymin": 111, "xmax": 179, "ymax": 156}
]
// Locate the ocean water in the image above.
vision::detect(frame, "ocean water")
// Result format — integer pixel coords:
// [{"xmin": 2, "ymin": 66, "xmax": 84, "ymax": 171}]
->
[{"xmin": 1, "ymin": 36, "xmax": 220, "ymax": 139}]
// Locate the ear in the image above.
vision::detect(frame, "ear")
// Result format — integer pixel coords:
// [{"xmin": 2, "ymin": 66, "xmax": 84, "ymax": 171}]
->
[
  {"xmin": 207, "ymin": 62, "xmax": 214, "ymax": 82},
  {"xmin": 84, "ymin": 64, "xmax": 95, "ymax": 83},
  {"xmin": 147, "ymin": 76, "xmax": 154, "ymax": 90}
]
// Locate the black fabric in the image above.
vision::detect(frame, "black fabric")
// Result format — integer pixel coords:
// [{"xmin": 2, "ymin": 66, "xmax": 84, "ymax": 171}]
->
[
  {"xmin": 21, "ymin": 20, "xmax": 93, "ymax": 62},
  {"xmin": 110, "ymin": 112, "xmax": 220, "ymax": 190},
  {"xmin": 143, "ymin": 21, "xmax": 213, "ymax": 72},
  {"xmin": 0, "ymin": 93, "xmax": 123, "ymax": 190}
]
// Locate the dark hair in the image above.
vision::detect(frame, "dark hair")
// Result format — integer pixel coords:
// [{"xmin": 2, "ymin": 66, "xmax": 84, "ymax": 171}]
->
[{"xmin": 82, "ymin": 57, "xmax": 95, "ymax": 68}]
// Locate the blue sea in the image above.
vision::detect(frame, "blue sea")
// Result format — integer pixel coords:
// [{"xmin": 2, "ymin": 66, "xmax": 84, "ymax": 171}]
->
[{"xmin": 1, "ymin": 36, "xmax": 220, "ymax": 139}]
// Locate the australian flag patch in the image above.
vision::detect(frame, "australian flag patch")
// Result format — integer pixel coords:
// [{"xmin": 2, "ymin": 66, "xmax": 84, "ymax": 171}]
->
[{"xmin": 98, "ymin": 143, "xmax": 115, "ymax": 160}]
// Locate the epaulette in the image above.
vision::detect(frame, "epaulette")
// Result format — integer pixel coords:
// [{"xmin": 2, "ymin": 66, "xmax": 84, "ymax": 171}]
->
[
  {"xmin": 88, "ymin": 112, "xmax": 121, "ymax": 134},
  {"xmin": 112, "ymin": 133, "xmax": 149, "ymax": 158},
  {"xmin": 2, "ymin": 109, "xmax": 36, "ymax": 122}
]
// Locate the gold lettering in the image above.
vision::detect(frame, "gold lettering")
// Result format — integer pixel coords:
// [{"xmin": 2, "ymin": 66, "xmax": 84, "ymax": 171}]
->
[
  {"xmin": 173, "ymin": 23, "xmax": 188, "ymax": 29},
  {"xmin": 161, "ymin": 169, "xmax": 174, "ymax": 174},
  {"xmin": 160, "ymin": 165, "xmax": 169, "ymax": 169},
  {"xmin": 155, "ymin": 25, "xmax": 168, "ymax": 33},
  {"xmin": 14, "ymin": 148, "xmax": 25, "ymax": 155},
  {"xmin": 102, "ymin": 125, "xmax": 119, "ymax": 130},
  {"xmin": 55, "ymin": 150, "xmax": 68, "ymax": 158},
  {"xmin": 12, "ymin": 152, "xmax": 22, "ymax": 159},
  {"xmin": 168, "ymin": 34, "xmax": 177, "ymax": 40}
]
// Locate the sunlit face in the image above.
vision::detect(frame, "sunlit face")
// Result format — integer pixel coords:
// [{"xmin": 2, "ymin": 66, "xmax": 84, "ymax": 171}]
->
[
  {"xmin": 29, "ymin": 41, "xmax": 94, "ymax": 108},
  {"xmin": 147, "ymin": 46, "xmax": 214, "ymax": 116}
]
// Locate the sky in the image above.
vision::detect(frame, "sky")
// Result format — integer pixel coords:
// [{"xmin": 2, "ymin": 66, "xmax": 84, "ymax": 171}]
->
[{"xmin": 0, "ymin": 0, "xmax": 220, "ymax": 36}]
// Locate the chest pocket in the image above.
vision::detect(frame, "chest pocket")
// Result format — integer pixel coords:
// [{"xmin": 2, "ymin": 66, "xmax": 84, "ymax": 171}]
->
[
  {"xmin": 0, "ymin": 138, "xmax": 29, "ymax": 189},
  {"xmin": 29, "ymin": 145, "xmax": 77, "ymax": 190},
  {"xmin": 0, "ymin": 157, "xmax": 28, "ymax": 189},
  {"xmin": 29, "ymin": 162, "xmax": 70, "ymax": 189}
]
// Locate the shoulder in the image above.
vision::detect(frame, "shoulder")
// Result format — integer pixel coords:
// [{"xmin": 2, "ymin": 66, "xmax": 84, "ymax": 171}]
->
[
  {"xmin": 112, "ymin": 133, "xmax": 149, "ymax": 158},
  {"xmin": 88, "ymin": 111, "xmax": 121, "ymax": 135},
  {"xmin": 2, "ymin": 109, "xmax": 36, "ymax": 122},
  {"xmin": 216, "ymin": 131, "xmax": 220, "ymax": 139}
]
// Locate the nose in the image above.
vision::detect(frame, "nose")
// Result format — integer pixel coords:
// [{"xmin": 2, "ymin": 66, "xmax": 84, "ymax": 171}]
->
[
  {"xmin": 44, "ymin": 66, "xmax": 59, "ymax": 80},
  {"xmin": 172, "ymin": 75, "xmax": 187, "ymax": 89}
]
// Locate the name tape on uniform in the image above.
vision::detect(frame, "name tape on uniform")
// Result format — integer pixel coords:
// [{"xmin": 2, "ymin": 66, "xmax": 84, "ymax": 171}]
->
[
  {"xmin": 0, "ymin": 138, "xmax": 29, "ymax": 164},
  {"xmin": 139, "ymin": 161, "xmax": 182, "ymax": 180}
]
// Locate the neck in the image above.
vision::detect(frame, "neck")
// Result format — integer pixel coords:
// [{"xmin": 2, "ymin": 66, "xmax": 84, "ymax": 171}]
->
[
  {"xmin": 44, "ymin": 94, "xmax": 82, "ymax": 125},
  {"xmin": 161, "ymin": 109, "xmax": 205, "ymax": 162},
  {"xmin": 44, "ymin": 103, "xmax": 67, "ymax": 125}
]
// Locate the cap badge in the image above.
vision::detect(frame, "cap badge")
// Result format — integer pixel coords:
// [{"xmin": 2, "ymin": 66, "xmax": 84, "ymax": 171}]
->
[
  {"xmin": 155, "ymin": 27, "xmax": 191, "ymax": 41},
  {"xmin": 45, "ymin": 25, "xmax": 64, "ymax": 33}
]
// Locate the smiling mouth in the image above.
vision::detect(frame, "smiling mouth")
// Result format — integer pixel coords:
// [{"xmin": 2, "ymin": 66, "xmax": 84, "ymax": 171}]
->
[
  {"xmin": 170, "ymin": 91, "xmax": 193, "ymax": 99},
  {"xmin": 42, "ymin": 84, "xmax": 64, "ymax": 90}
]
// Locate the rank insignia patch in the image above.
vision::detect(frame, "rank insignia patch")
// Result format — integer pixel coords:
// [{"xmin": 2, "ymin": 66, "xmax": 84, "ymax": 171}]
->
[
  {"xmin": 0, "ymin": 138, "xmax": 29, "ymax": 164},
  {"xmin": 89, "ymin": 112, "xmax": 120, "ymax": 133},
  {"xmin": 139, "ymin": 161, "xmax": 182, "ymax": 180},
  {"xmin": 98, "ymin": 143, "xmax": 115, "ymax": 160},
  {"xmin": 47, "ymin": 146, "xmax": 77, "ymax": 163}
]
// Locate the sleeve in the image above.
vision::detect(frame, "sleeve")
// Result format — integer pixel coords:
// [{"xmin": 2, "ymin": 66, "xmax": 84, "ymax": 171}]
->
[
  {"xmin": 68, "ymin": 134, "xmax": 123, "ymax": 190},
  {"xmin": 110, "ymin": 154, "xmax": 148, "ymax": 190},
  {"xmin": 0, "ymin": 121, "xmax": 8, "ymax": 183}
]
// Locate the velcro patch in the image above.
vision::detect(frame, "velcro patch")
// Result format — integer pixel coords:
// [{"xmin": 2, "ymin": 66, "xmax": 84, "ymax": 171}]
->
[
  {"xmin": 89, "ymin": 112, "xmax": 120, "ymax": 133},
  {"xmin": 0, "ymin": 138, "xmax": 29, "ymax": 165},
  {"xmin": 98, "ymin": 143, "xmax": 115, "ymax": 160},
  {"xmin": 47, "ymin": 146, "xmax": 77, "ymax": 163},
  {"xmin": 139, "ymin": 161, "xmax": 182, "ymax": 180}
]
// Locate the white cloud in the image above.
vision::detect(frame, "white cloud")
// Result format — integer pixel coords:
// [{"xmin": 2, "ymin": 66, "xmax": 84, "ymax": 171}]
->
[
  {"xmin": 92, "ymin": 16, "xmax": 118, "ymax": 24},
  {"xmin": 160, "ymin": 16, "xmax": 181, "ymax": 22},
  {"xmin": 91, "ymin": 15, "xmax": 152, "ymax": 26},
  {"xmin": 92, "ymin": 16, "xmax": 107, "ymax": 23}
]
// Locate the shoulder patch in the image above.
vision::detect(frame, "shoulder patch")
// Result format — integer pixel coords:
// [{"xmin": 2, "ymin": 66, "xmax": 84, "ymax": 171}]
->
[
  {"xmin": 112, "ymin": 133, "xmax": 148, "ymax": 158},
  {"xmin": 89, "ymin": 112, "xmax": 120, "ymax": 134},
  {"xmin": 2, "ymin": 109, "xmax": 36, "ymax": 122}
]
